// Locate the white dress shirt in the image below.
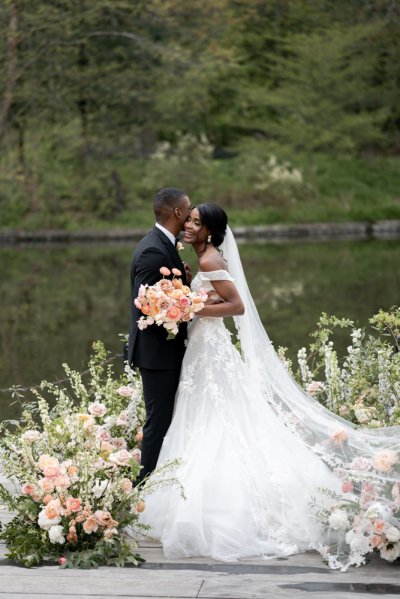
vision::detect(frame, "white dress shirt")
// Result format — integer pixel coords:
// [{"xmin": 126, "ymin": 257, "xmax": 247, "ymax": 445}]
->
[{"xmin": 155, "ymin": 223, "xmax": 176, "ymax": 246}]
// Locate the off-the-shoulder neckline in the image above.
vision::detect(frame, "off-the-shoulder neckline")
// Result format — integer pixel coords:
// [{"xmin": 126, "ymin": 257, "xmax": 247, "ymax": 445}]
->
[{"xmin": 198, "ymin": 269, "xmax": 229, "ymax": 273}]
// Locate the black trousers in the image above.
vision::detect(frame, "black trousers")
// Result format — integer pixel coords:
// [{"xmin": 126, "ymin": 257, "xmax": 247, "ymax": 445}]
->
[{"xmin": 139, "ymin": 368, "xmax": 181, "ymax": 481}]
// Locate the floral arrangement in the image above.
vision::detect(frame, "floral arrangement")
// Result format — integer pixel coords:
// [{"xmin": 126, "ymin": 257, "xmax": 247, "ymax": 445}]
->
[
  {"xmin": 135, "ymin": 267, "xmax": 207, "ymax": 339},
  {"xmin": 0, "ymin": 342, "xmax": 148, "ymax": 568},
  {"xmin": 314, "ymin": 430, "xmax": 400, "ymax": 569},
  {"xmin": 278, "ymin": 307, "xmax": 400, "ymax": 568},
  {"xmin": 278, "ymin": 307, "xmax": 400, "ymax": 427}
]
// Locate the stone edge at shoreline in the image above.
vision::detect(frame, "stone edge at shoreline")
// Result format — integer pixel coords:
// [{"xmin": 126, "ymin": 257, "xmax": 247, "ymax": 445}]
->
[{"xmin": 0, "ymin": 220, "xmax": 400, "ymax": 244}]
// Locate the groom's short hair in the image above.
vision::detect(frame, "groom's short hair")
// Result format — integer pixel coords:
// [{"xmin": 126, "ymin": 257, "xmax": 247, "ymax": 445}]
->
[{"xmin": 154, "ymin": 187, "xmax": 187, "ymax": 223}]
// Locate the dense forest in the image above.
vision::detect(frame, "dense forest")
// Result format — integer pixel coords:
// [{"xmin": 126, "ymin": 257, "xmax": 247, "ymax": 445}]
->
[{"xmin": 0, "ymin": 0, "xmax": 400, "ymax": 229}]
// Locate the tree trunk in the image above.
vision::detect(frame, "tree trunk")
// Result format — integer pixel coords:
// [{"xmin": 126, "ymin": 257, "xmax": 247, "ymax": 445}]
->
[{"xmin": 0, "ymin": 2, "xmax": 18, "ymax": 141}]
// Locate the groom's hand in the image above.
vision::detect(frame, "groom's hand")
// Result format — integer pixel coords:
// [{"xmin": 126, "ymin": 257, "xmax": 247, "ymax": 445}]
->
[{"xmin": 183, "ymin": 262, "xmax": 192, "ymax": 285}]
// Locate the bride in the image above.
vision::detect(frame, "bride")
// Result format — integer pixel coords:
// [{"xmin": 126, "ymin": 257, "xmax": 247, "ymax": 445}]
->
[{"xmin": 139, "ymin": 203, "xmax": 399, "ymax": 567}]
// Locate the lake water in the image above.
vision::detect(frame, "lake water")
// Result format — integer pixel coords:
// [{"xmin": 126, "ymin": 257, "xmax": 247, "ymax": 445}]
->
[{"xmin": 1, "ymin": 239, "xmax": 399, "ymax": 420}]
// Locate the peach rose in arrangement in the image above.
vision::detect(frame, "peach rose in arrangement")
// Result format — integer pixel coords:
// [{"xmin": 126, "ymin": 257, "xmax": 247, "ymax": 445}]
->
[
  {"xmin": 65, "ymin": 497, "xmax": 82, "ymax": 513},
  {"xmin": 83, "ymin": 515, "xmax": 99, "ymax": 534},
  {"xmin": 331, "ymin": 428, "xmax": 348, "ymax": 445},
  {"xmin": 373, "ymin": 450, "xmax": 397, "ymax": 473},
  {"xmin": 166, "ymin": 306, "xmax": 181, "ymax": 321},
  {"xmin": 38, "ymin": 454, "xmax": 59, "ymax": 471},
  {"xmin": 109, "ymin": 449, "xmax": 131, "ymax": 466},
  {"xmin": 373, "ymin": 519, "xmax": 385, "ymax": 534},
  {"xmin": 135, "ymin": 429, "xmax": 143, "ymax": 443},
  {"xmin": 122, "ymin": 478, "xmax": 133, "ymax": 493},
  {"xmin": 135, "ymin": 501, "xmax": 146, "ymax": 513},
  {"xmin": 94, "ymin": 510, "xmax": 118, "ymax": 528},
  {"xmin": 38, "ymin": 478, "xmax": 55, "ymax": 494},
  {"xmin": 21, "ymin": 482, "xmax": 37, "ymax": 496}
]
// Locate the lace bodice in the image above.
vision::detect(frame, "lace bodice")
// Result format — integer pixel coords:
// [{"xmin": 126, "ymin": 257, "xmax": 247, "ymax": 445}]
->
[{"xmin": 191, "ymin": 269, "xmax": 234, "ymax": 295}]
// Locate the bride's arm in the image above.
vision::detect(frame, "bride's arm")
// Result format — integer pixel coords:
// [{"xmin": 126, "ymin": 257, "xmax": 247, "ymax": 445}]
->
[{"xmin": 196, "ymin": 259, "xmax": 244, "ymax": 317}]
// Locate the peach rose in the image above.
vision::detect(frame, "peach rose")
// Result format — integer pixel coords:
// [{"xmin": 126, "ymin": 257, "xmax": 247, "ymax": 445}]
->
[
  {"xmin": 331, "ymin": 429, "xmax": 348, "ymax": 445},
  {"xmin": 43, "ymin": 464, "xmax": 61, "ymax": 479},
  {"xmin": 38, "ymin": 478, "xmax": 55, "ymax": 494},
  {"xmin": 172, "ymin": 278, "xmax": 183, "ymax": 289},
  {"xmin": 65, "ymin": 497, "xmax": 82, "ymax": 513},
  {"xmin": 166, "ymin": 306, "xmax": 181, "ymax": 321},
  {"xmin": 136, "ymin": 501, "xmax": 146, "ymax": 513},
  {"xmin": 182, "ymin": 312, "xmax": 192, "ymax": 322},
  {"xmin": 45, "ymin": 499, "xmax": 62, "ymax": 520},
  {"xmin": 94, "ymin": 510, "xmax": 117, "ymax": 528},
  {"xmin": 122, "ymin": 478, "xmax": 133, "ymax": 493},
  {"xmin": 181, "ymin": 285, "xmax": 190, "ymax": 294},
  {"xmin": 373, "ymin": 519, "xmax": 385, "ymax": 534},
  {"xmin": 103, "ymin": 527, "xmax": 118, "ymax": 539},
  {"xmin": 66, "ymin": 531, "xmax": 78, "ymax": 543},
  {"xmin": 135, "ymin": 429, "xmax": 143, "ymax": 443},
  {"xmin": 373, "ymin": 450, "xmax": 397, "ymax": 473},
  {"xmin": 159, "ymin": 267, "xmax": 171, "ymax": 277},
  {"xmin": 67, "ymin": 465, "xmax": 79, "ymax": 481},
  {"xmin": 38, "ymin": 454, "xmax": 59, "ymax": 471},
  {"xmin": 54, "ymin": 475, "xmax": 71, "ymax": 490},
  {"xmin": 43, "ymin": 494, "xmax": 53, "ymax": 505},
  {"xmin": 83, "ymin": 515, "xmax": 98, "ymax": 534},
  {"xmin": 371, "ymin": 534, "xmax": 384, "ymax": 549}
]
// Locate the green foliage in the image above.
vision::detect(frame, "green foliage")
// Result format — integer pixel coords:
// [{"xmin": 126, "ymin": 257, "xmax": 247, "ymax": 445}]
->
[
  {"xmin": 280, "ymin": 307, "xmax": 400, "ymax": 427},
  {"xmin": 0, "ymin": 1, "xmax": 399, "ymax": 227}
]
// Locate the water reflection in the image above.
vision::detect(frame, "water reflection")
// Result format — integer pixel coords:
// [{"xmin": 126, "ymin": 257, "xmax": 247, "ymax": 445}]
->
[{"xmin": 1, "ymin": 240, "xmax": 399, "ymax": 420}]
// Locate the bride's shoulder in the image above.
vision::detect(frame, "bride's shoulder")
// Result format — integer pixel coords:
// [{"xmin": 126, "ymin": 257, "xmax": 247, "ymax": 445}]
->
[{"xmin": 198, "ymin": 251, "xmax": 227, "ymax": 273}]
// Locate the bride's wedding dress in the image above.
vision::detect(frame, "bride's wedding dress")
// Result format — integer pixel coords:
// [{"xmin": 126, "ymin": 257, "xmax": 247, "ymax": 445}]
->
[{"xmin": 140, "ymin": 227, "xmax": 399, "ymax": 566}]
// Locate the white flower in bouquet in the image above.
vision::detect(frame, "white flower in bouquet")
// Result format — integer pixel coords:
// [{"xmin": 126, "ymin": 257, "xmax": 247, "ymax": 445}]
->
[
  {"xmin": 380, "ymin": 542, "xmax": 400, "ymax": 562},
  {"xmin": 48, "ymin": 525, "xmax": 66, "ymax": 545},
  {"xmin": 329, "ymin": 508, "xmax": 350, "ymax": 531},
  {"xmin": 346, "ymin": 531, "xmax": 370, "ymax": 556},
  {"xmin": 386, "ymin": 526, "xmax": 400, "ymax": 543},
  {"xmin": 21, "ymin": 430, "xmax": 41, "ymax": 443},
  {"xmin": 38, "ymin": 510, "xmax": 61, "ymax": 530}
]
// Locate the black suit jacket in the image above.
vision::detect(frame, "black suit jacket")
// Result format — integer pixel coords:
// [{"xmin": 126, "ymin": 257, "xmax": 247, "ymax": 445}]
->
[{"xmin": 128, "ymin": 227, "xmax": 188, "ymax": 369}]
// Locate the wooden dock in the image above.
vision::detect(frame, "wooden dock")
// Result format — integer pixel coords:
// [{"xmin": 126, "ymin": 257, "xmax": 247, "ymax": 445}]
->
[{"xmin": 1, "ymin": 501, "xmax": 399, "ymax": 599}]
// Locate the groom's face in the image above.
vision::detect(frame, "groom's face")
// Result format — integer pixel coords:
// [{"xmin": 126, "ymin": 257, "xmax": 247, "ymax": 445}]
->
[{"xmin": 176, "ymin": 195, "xmax": 191, "ymax": 229}]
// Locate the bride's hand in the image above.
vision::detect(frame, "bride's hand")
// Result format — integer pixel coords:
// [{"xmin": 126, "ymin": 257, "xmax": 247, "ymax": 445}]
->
[
  {"xmin": 183, "ymin": 262, "xmax": 192, "ymax": 284},
  {"xmin": 205, "ymin": 291, "xmax": 223, "ymax": 305}
]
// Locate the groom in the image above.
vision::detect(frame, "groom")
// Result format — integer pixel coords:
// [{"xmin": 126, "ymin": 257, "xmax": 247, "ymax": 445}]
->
[{"xmin": 128, "ymin": 188, "xmax": 191, "ymax": 481}]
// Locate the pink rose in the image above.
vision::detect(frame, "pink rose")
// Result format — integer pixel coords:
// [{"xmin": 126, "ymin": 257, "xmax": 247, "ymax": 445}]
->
[
  {"xmin": 38, "ymin": 455, "xmax": 59, "ymax": 471},
  {"xmin": 54, "ymin": 474, "xmax": 71, "ymax": 490},
  {"xmin": 159, "ymin": 266, "xmax": 171, "ymax": 277},
  {"xmin": 65, "ymin": 497, "xmax": 82, "ymax": 513},
  {"xmin": 342, "ymin": 481, "xmax": 353, "ymax": 493},
  {"xmin": 374, "ymin": 519, "xmax": 385, "ymax": 534},
  {"xmin": 350, "ymin": 457, "xmax": 371, "ymax": 471},
  {"xmin": 21, "ymin": 482, "xmax": 37, "ymax": 496},
  {"xmin": 111, "ymin": 437, "xmax": 127, "ymax": 450},
  {"xmin": 306, "ymin": 381, "xmax": 325, "ymax": 396},
  {"xmin": 38, "ymin": 478, "xmax": 55, "ymax": 494},
  {"xmin": 94, "ymin": 510, "xmax": 117, "ymax": 528},
  {"xmin": 43, "ymin": 464, "xmax": 61, "ymax": 479},
  {"xmin": 181, "ymin": 312, "xmax": 192, "ymax": 322},
  {"xmin": 179, "ymin": 297, "xmax": 190, "ymax": 307},
  {"xmin": 109, "ymin": 449, "xmax": 131, "ymax": 466},
  {"xmin": 58, "ymin": 557, "xmax": 67, "ymax": 565},
  {"xmin": 131, "ymin": 448, "xmax": 141, "ymax": 463},
  {"xmin": 373, "ymin": 450, "xmax": 397, "ymax": 473},
  {"xmin": 117, "ymin": 385, "xmax": 135, "ymax": 397},
  {"xmin": 88, "ymin": 402, "xmax": 107, "ymax": 418}
]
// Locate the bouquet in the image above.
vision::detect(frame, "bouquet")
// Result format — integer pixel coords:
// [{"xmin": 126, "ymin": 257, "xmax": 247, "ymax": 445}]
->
[
  {"xmin": 0, "ymin": 342, "xmax": 148, "ymax": 568},
  {"xmin": 135, "ymin": 266, "xmax": 207, "ymax": 339}
]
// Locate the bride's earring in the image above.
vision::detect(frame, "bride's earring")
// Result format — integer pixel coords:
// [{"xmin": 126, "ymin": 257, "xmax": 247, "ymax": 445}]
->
[{"xmin": 207, "ymin": 235, "xmax": 212, "ymax": 243}]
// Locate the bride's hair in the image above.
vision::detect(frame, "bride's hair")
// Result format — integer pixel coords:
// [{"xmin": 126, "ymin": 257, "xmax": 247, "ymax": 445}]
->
[{"xmin": 196, "ymin": 203, "xmax": 228, "ymax": 247}]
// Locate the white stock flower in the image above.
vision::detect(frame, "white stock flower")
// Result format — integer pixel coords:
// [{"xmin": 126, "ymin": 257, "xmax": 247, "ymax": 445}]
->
[
  {"xmin": 48, "ymin": 525, "xmax": 65, "ymax": 544},
  {"xmin": 92, "ymin": 479, "xmax": 108, "ymax": 498},
  {"xmin": 329, "ymin": 509, "xmax": 350, "ymax": 531}
]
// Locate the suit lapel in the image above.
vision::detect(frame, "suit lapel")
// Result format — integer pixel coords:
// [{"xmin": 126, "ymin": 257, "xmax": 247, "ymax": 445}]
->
[{"xmin": 152, "ymin": 227, "xmax": 187, "ymax": 285}]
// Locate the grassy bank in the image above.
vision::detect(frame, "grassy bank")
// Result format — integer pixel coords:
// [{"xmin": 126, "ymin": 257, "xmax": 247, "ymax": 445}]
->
[{"xmin": 1, "ymin": 130, "xmax": 399, "ymax": 230}]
